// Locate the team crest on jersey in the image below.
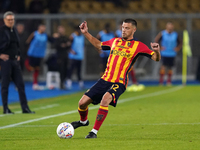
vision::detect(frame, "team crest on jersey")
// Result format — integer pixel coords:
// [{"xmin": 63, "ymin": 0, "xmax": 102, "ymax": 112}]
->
[
  {"xmin": 96, "ymin": 114, "xmax": 104, "ymax": 121},
  {"xmin": 128, "ymin": 42, "xmax": 131, "ymax": 47}
]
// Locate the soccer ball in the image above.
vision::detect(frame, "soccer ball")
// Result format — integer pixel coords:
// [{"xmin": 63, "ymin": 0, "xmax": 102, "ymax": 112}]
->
[{"xmin": 56, "ymin": 122, "xmax": 74, "ymax": 139}]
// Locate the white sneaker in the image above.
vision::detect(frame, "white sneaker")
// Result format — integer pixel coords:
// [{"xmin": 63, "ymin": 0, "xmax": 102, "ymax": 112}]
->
[{"xmin": 32, "ymin": 84, "xmax": 45, "ymax": 90}]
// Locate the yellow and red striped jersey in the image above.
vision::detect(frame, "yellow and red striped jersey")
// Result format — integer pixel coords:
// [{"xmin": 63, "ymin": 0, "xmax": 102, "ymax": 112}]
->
[{"xmin": 101, "ymin": 38, "xmax": 154, "ymax": 87}]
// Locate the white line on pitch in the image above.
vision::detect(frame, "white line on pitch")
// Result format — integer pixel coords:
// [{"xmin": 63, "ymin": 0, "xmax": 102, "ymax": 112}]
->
[
  {"xmin": 13, "ymin": 122, "xmax": 200, "ymax": 128},
  {"xmin": 0, "ymin": 104, "xmax": 60, "ymax": 117},
  {"xmin": 0, "ymin": 86, "xmax": 183, "ymax": 130}
]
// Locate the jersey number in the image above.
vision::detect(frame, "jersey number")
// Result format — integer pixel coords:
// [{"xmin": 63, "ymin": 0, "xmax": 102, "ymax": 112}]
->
[{"xmin": 111, "ymin": 84, "xmax": 119, "ymax": 92}]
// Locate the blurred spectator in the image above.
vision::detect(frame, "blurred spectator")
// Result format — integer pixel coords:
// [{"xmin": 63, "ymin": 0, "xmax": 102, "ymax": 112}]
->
[
  {"xmin": 67, "ymin": 26, "xmax": 85, "ymax": 89},
  {"xmin": 96, "ymin": 23, "xmax": 114, "ymax": 76},
  {"xmin": 115, "ymin": 21, "xmax": 123, "ymax": 37},
  {"xmin": 26, "ymin": 24, "xmax": 54, "ymax": 90},
  {"xmin": 47, "ymin": 0, "xmax": 62, "ymax": 13},
  {"xmin": 16, "ymin": 23, "xmax": 29, "ymax": 71},
  {"xmin": 53, "ymin": 25, "xmax": 71, "ymax": 89},
  {"xmin": 155, "ymin": 22, "xmax": 182, "ymax": 86}
]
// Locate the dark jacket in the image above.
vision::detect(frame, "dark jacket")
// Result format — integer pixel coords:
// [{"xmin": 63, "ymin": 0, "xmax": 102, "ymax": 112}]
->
[{"xmin": 0, "ymin": 25, "xmax": 20, "ymax": 55}]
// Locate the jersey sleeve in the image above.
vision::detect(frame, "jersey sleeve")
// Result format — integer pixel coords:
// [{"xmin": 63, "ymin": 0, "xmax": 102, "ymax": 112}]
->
[
  {"xmin": 138, "ymin": 42, "xmax": 154, "ymax": 58},
  {"xmin": 101, "ymin": 38, "xmax": 116, "ymax": 50}
]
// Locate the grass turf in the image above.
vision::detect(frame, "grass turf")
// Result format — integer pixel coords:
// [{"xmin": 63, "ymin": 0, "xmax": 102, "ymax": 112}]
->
[{"xmin": 0, "ymin": 85, "xmax": 200, "ymax": 150}]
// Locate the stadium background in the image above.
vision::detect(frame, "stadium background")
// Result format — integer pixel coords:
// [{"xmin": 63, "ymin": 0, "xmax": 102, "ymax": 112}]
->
[
  {"xmin": 0, "ymin": 0, "xmax": 200, "ymax": 82},
  {"xmin": 1, "ymin": 1, "xmax": 200, "ymax": 149}
]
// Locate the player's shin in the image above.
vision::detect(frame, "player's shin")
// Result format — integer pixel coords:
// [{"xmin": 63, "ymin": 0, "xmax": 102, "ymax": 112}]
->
[
  {"xmin": 167, "ymin": 70, "xmax": 173, "ymax": 84},
  {"xmin": 159, "ymin": 69, "xmax": 165, "ymax": 84},
  {"xmin": 78, "ymin": 106, "xmax": 88, "ymax": 124},
  {"xmin": 92, "ymin": 105, "xmax": 108, "ymax": 134}
]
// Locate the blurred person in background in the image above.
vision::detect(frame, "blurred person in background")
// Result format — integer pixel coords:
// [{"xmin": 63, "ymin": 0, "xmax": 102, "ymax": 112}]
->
[
  {"xmin": 0, "ymin": 11, "xmax": 34, "ymax": 114},
  {"xmin": 67, "ymin": 26, "xmax": 85, "ymax": 90},
  {"xmin": 115, "ymin": 21, "xmax": 123, "ymax": 38},
  {"xmin": 53, "ymin": 25, "xmax": 71, "ymax": 89},
  {"xmin": 26, "ymin": 24, "xmax": 54, "ymax": 90},
  {"xmin": 155, "ymin": 22, "xmax": 182, "ymax": 86},
  {"xmin": 16, "ymin": 23, "xmax": 29, "ymax": 71},
  {"xmin": 97, "ymin": 23, "xmax": 115, "ymax": 76}
]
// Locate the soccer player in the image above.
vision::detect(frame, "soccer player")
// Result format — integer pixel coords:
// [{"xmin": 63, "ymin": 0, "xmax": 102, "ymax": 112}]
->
[
  {"xmin": 155, "ymin": 22, "xmax": 182, "ymax": 85},
  {"xmin": 71, "ymin": 19, "xmax": 161, "ymax": 138},
  {"xmin": 115, "ymin": 21, "xmax": 139, "ymax": 87},
  {"xmin": 26, "ymin": 24, "xmax": 54, "ymax": 90},
  {"xmin": 67, "ymin": 26, "xmax": 85, "ymax": 89}
]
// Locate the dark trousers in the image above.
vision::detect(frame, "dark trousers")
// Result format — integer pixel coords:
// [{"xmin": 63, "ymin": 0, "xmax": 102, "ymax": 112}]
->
[
  {"xmin": 68, "ymin": 59, "xmax": 82, "ymax": 81},
  {"xmin": 57, "ymin": 56, "xmax": 68, "ymax": 85},
  {"xmin": 0, "ymin": 59, "xmax": 29, "ymax": 111}
]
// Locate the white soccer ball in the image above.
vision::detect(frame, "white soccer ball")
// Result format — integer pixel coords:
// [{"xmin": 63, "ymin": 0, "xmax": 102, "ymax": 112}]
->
[{"xmin": 56, "ymin": 122, "xmax": 74, "ymax": 139}]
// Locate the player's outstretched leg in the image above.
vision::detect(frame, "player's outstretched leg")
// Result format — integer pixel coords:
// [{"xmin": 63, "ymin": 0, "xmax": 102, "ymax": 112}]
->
[
  {"xmin": 85, "ymin": 92, "xmax": 112, "ymax": 139},
  {"xmin": 71, "ymin": 95, "xmax": 92, "ymax": 129}
]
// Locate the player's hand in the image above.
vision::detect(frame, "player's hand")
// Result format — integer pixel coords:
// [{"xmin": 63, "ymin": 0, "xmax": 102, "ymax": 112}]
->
[
  {"xmin": 53, "ymin": 33, "xmax": 59, "ymax": 38},
  {"xmin": 79, "ymin": 21, "xmax": 88, "ymax": 34},
  {"xmin": 17, "ymin": 56, "xmax": 20, "ymax": 61},
  {"xmin": 174, "ymin": 47, "xmax": 180, "ymax": 52},
  {"xmin": 0, "ymin": 54, "xmax": 9, "ymax": 61},
  {"xmin": 150, "ymin": 42, "xmax": 160, "ymax": 51},
  {"xmin": 161, "ymin": 46, "xmax": 165, "ymax": 51},
  {"xmin": 70, "ymin": 49, "xmax": 76, "ymax": 55}
]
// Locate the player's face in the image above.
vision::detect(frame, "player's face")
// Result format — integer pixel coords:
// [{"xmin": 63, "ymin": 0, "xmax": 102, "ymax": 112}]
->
[
  {"xmin": 166, "ymin": 23, "xmax": 174, "ymax": 33},
  {"xmin": 4, "ymin": 15, "xmax": 15, "ymax": 28},
  {"xmin": 39, "ymin": 25, "xmax": 46, "ymax": 33},
  {"xmin": 58, "ymin": 26, "xmax": 65, "ymax": 34},
  {"xmin": 16, "ymin": 24, "xmax": 24, "ymax": 34},
  {"xmin": 122, "ymin": 22, "xmax": 136, "ymax": 40}
]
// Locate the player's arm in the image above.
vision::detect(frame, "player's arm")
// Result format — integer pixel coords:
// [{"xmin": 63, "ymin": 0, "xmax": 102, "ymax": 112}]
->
[
  {"xmin": 154, "ymin": 32, "xmax": 162, "ymax": 43},
  {"xmin": 174, "ymin": 36, "xmax": 182, "ymax": 52},
  {"xmin": 151, "ymin": 42, "xmax": 161, "ymax": 62},
  {"xmin": 154, "ymin": 32, "xmax": 165, "ymax": 51},
  {"xmin": 26, "ymin": 32, "xmax": 34, "ymax": 44},
  {"xmin": 79, "ymin": 21, "xmax": 101, "ymax": 52}
]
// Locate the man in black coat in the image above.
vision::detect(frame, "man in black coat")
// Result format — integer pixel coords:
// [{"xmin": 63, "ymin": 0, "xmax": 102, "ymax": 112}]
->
[{"xmin": 0, "ymin": 11, "xmax": 34, "ymax": 114}]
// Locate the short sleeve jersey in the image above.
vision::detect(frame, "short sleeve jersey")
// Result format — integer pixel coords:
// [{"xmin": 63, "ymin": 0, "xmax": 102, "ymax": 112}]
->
[{"xmin": 101, "ymin": 37, "xmax": 154, "ymax": 87}]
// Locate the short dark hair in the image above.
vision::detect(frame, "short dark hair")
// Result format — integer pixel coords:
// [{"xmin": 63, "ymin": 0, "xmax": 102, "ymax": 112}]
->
[{"xmin": 123, "ymin": 18, "xmax": 137, "ymax": 27}]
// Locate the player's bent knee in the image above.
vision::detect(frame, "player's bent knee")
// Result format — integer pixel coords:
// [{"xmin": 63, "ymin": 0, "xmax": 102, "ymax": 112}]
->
[
  {"xmin": 78, "ymin": 95, "xmax": 92, "ymax": 109},
  {"xmin": 101, "ymin": 92, "xmax": 113, "ymax": 106}
]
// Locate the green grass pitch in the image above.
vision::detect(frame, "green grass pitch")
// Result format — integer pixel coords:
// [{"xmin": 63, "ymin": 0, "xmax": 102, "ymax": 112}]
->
[{"xmin": 0, "ymin": 85, "xmax": 200, "ymax": 150}]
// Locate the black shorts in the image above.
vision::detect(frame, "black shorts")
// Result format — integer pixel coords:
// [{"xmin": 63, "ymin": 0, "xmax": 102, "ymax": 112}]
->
[
  {"xmin": 85, "ymin": 79, "xmax": 126, "ymax": 107},
  {"xmin": 162, "ymin": 56, "xmax": 175, "ymax": 67},
  {"xmin": 29, "ymin": 56, "xmax": 42, "ymax": 68}
]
